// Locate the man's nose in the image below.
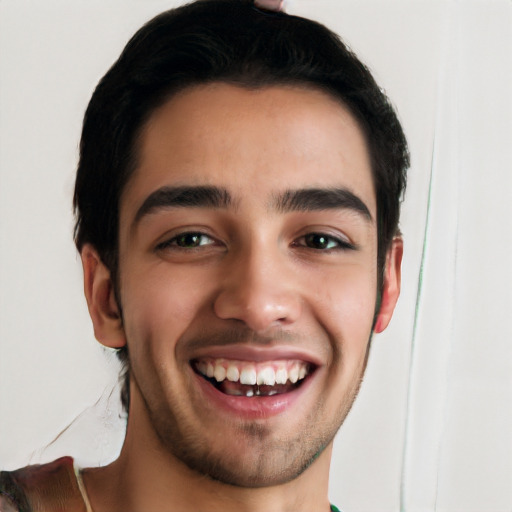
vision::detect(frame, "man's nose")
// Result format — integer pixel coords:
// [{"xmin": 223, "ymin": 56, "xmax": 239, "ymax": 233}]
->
[{"xmin": 213, "ymin": 246, "xmax": 302, "ymax": 332}]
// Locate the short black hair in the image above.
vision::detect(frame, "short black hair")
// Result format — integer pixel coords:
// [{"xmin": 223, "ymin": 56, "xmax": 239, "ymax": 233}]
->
[{"xmin": 73, "ymin": 0, "xmax": 409, "ymax": 411}]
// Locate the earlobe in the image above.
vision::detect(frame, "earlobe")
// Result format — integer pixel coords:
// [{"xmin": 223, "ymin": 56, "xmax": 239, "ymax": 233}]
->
[
  {"xmin": 373, "ymin": 237, "xmax": 403, "ymax": 334},
  {"xmin": 81, "ymin": 244, "xmax": 126, "ymax": 348}
]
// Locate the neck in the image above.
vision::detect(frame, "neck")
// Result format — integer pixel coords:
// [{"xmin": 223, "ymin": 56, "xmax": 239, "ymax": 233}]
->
[{"xmin": 82, "ymin": 391, "xmax": 333, "ymax": 512}]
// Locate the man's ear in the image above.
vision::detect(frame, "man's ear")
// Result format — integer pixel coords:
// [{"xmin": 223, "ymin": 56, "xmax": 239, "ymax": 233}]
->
[
  {"xmin": 373, "ymin": 237, "xmax": 403, "ymax": 333},
  {"xmin": 81, "ymin": 244, "xmax": 126, "ymax": 348}
]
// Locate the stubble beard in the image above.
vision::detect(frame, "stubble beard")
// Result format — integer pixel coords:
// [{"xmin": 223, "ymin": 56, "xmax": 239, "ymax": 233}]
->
[{"xmin": 140, "ymin": 367, "xmax": 366, "ymax": 488}]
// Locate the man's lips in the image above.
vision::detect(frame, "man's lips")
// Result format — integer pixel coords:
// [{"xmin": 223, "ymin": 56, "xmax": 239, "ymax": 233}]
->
[
  {"xmin": 188, "ymin": 345, "xmax": 320, "ymax": 399},
  {"xmin": 186, "ymin": 345, "xmax": 321, "ymax": 417}
]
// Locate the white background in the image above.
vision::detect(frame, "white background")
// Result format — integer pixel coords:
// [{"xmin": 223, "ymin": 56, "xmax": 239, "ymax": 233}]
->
[{"xmin": 1, "ymin": 1, "xmax": 511, "ymax": 511}]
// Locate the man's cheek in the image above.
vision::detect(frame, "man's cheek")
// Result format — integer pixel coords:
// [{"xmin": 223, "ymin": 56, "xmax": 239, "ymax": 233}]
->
[{"xmin": 317, "ymin": 274, "xmax": 377, "ymax": 328}]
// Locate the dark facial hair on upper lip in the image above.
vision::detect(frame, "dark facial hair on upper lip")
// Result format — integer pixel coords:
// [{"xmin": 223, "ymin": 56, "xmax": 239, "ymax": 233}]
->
[{"xmin": 182, "ymin": 325, "xmax": 302, "ymax": 356}]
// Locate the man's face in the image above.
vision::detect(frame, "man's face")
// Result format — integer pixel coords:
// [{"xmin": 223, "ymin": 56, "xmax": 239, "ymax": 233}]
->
[{"xmin": 116, "ymin": 83, "xmax": 381, "ymax": 486}]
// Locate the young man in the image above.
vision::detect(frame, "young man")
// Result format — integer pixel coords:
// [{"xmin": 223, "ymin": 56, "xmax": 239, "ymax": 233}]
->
[{"xmin": 0, "ymin": 1, "xmax": 408, "ymax": 510}]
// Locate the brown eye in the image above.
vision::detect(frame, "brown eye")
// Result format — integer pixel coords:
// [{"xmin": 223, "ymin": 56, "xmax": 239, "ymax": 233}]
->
[
  {"xmin": 175, "ymin": 233, "xmax": 204, "ymax": 248},
  {"xmin": 304, "ymin": 233, "xmax": 334, "ymax": 250},
  {"xmin": 156, "ymin": 232, "xmax": 216, "ymax": 251},
  {"xmin": 295, "ymin": 233, "xmax": 355, "ymax": 251}
]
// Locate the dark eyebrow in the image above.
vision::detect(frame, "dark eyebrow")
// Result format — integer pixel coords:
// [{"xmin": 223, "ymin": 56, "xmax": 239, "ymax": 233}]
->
[
  {"xmin": 133, "ymin": 185, "xmax": 233, "ymax": 225},
  {"xmin": 272, "ymin": 188, "xmax": 373, "ymax": 221}
]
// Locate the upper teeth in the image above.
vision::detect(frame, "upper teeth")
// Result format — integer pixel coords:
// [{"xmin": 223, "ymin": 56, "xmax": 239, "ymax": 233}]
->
[{"xmin": 195, "ymin": 359, "xmax": 310, "ymax": 386}]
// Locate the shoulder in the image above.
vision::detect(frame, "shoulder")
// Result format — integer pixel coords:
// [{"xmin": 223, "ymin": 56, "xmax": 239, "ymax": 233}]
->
[{"xmin": 0, "ymin": 457, "xmax": 87, "ymax": 512}]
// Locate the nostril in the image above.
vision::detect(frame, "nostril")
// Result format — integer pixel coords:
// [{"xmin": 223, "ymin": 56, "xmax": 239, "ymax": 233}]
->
[{"xmin": 213, "ymin": 292, "xmax": 300, "ymax": 331}]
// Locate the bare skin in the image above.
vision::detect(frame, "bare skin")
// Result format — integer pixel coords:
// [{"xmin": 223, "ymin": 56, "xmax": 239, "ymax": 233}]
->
[{"xmin": 80, "ymin": 84, "xmax": 402, "ymax": 512}]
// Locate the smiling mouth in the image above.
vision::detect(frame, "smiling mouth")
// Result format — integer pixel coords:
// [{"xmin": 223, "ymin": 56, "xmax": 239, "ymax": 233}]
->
[{"xmin": 193, "ymin": 358, "xmax": 313, "ymax": 397}]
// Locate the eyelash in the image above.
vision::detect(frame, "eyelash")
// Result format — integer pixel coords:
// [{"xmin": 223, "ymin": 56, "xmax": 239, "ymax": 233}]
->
[
  {"xmin": 293, "ymin": 232, "xmax": 355, "ymax": 252},
  {"xmin": 155, "ymin": 230, "xmax": 354, "ymax": 253},
  {"xmin": 156, "ymin": 232, "xmax": 216, "ymax": 251}
]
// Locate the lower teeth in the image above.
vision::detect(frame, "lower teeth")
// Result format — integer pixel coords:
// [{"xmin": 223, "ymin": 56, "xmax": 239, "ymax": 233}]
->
[
  {"xmin": 217, "ymin": 379, "xmax": 297, "ymax": 397},
  {"xmin": 197, "ymin": 370, "xmax": 305, "ymax": 397},
  {"xmin": 223, "ymin": 386, "xmax": 280, "ymax": 397},
  {"xmin": 223, "ymin": 386, "xmax": 279, "ymax": 397}
]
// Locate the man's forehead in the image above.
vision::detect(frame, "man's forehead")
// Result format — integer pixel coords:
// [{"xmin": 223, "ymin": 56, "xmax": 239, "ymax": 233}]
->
[
  {"xmin": 121, "ymin": 83, "xmax": 376, "ymax": 223},
  {"xmin": 139, "ymin": 82, "xmax": 365, "ymax": 155}
]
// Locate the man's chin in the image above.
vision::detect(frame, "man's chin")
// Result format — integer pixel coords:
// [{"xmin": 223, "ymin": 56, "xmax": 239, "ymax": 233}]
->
[
  {"xmin": 168, "ymin": 435, "xmax": 330, "ymax": 489},
  {"xmin": 137, "ymin": 353, "xmax": 362, "ymax": 488}
]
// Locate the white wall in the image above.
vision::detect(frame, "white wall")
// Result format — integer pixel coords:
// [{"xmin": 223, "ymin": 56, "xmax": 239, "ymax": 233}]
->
[{"xmin": 1, "ymin": 1, "xmax": 511, "ymax": 511}]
